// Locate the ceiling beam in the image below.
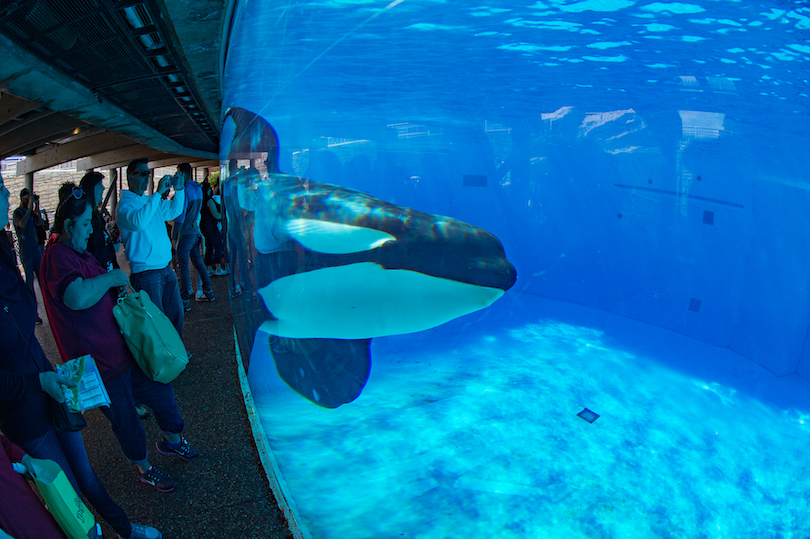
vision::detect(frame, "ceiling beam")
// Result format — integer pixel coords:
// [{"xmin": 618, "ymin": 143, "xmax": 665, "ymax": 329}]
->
[
  {"xmin": 148, "ymin": 155, "xmax": 200, "ymax": 169},
  {"xmin": 0, "ymin": 113, "xmax": 85, "ymax": 158},
  {"xmin": 0, "ymin": 92, "xmax": 40, "ymax": 125},
  {"xmin": 189, "ymin": 159, "xmax": 220, "ymax": 169},
  {"xmin": 102, "ymin": 153, "xmax": 191, "ymax": 172},
  {"xmin": 76, "ymin": 145, "xmax": 179, "ymax": 171},
  {"xmin": 0, "ymin": 109, "xmax": 59, "ymax": 138},
  {"xmin": 17, "ymin": 132, "xmax": 139, "ymax": 174}
]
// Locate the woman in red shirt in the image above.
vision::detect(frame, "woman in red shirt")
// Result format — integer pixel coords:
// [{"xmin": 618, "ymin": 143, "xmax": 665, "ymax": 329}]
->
[{"xmin": 40, "ymin": 183, "xmax": 199, "ymax": 497}]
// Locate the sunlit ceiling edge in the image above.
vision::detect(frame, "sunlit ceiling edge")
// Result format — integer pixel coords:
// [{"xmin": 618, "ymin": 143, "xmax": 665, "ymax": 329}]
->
[{"xmin": 0, "ymin": 31, "xmax": 217, "ymax": 163}]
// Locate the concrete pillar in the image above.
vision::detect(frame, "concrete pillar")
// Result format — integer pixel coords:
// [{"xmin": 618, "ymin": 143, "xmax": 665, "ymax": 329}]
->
[{"xmin": 24, "ymin": 172, "xmax": 33, "ymax": 193}]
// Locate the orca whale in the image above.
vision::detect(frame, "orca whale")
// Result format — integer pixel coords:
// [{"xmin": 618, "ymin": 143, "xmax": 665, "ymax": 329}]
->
[{"xmin": 223, "ymin": 107, "xmax": 516, "ymax": 407}]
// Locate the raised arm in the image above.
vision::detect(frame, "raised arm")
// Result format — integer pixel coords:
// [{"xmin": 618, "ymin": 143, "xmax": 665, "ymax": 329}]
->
[
  {"xmin": 163, "ymin": 178, "xmax": 185, "ymax": 226},
  {"xmin": 117, "ymin": 193, "xmax": 164, "ymax": 231},
  {"xmin": 117, "ymin": 176, "xmax": 175, "ymax": 231},
  {"xmin": 13, "ymin": 201, "xmax": 33, "ymax": 229}
]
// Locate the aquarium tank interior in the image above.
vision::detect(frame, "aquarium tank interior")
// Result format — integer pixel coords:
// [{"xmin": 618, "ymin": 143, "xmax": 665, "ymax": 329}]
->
[{"xmin": 221, "ymin": 0, "xmax": 810, "ymax": 537}]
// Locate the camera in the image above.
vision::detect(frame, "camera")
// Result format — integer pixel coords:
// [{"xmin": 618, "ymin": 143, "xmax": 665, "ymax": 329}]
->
[{"xmin": 32, "ymin": 194, "xmax": 39, "ymax": 202}]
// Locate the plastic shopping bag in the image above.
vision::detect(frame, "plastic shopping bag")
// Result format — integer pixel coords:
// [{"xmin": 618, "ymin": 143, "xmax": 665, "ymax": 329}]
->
[{"xmin": 25, "ymin": 458, "xmax": 99, "ymax": 539}]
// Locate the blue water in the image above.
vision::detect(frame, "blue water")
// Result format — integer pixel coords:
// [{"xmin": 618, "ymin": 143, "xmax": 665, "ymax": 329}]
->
[
  {"xmin": 224, "ymin": 0, "xmax": 810, "ymax": 536},
  {"xmin": 249, "ymin": 294, "xmax": 810, "ymax": 538}
]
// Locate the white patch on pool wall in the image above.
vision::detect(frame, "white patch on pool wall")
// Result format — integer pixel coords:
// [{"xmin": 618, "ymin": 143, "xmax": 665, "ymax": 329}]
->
[
  {"xmin": 641, "ymin": 2, "xmax": 705, "ymax": 14},
  {"xmin": 587, "ymin": 41, "xmax": 631, "ymax": 48},
  {"xmin": 678, "ymin": 110, "xmax": 726, "ymax": 135},
  {"xmin": 551, "ymin": 0, "xmax": 636, "ymax": 13}
]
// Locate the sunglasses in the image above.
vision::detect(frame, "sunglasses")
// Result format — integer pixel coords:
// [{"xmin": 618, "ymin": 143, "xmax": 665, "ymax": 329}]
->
[
  {"xmin": 132, "ymin": 170, "xmax": 150, "ymax": 177},
  {"xmin": 55, "ymin": 186, "xmax": 85, "ymax": 217}
]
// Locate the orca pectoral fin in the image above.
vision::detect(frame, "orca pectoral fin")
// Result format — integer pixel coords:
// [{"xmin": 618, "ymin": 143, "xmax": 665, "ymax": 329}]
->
[
  {"xmin": 285, "ymin": 218, "xmax": 395, "ymax": 254},
  {"xmin": 268, "ymin": 335, "xmax": 371, "ymax": 409}
]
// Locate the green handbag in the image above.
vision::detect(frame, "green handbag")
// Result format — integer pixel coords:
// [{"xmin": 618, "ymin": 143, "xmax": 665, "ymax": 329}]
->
[{"xmin": 112, "ymin": 288, "xmax": 189, "ymax": 384}]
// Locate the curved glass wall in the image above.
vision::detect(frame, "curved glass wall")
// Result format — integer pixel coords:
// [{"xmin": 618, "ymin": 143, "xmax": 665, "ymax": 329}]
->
[{"xmin": 222, "ymin": 1, "xmax": 810, "ymax": 537}]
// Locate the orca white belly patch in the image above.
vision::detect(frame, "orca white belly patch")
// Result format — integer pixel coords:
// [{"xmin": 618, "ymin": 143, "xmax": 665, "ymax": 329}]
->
[{"xmin": 259, "ymin": 262, "xmax": 504, "ymax": 339}]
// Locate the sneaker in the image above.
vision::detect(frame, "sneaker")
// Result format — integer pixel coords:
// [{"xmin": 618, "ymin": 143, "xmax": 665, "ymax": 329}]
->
[
  {"xmin": 183, "ymin": 300, "xmax": 191, "ymax": 312},
  {"xmin": 134, "ymin": 403, "xmax": 151, "ymax": 420},
  {"xmin": 156, "ymin": 436, "xmax": 200, "ymax": 462},
  {"xmin": 195, "ymin": 288, "xmax": 203, "ymax": 300},
  {"xmin": 139, "ymin": 466, "xmax": 176, "ymax": 492},
  {"xmin": 117, "ymin": 523, "xmax": 163, "ymax": 539},
  {"xmin": 215, "ymin": 268, "xmax": 230, "ymax": 276},
  {"xmin": 232, "ymin": 285, "xmax": 242, "ymax": 297},
  {"xmin": 195, "ymin": 292, "xmax": 215, "ymax": 302}
]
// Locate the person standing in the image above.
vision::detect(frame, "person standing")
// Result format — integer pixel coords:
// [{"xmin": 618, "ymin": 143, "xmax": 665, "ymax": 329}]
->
[
  {"xmin": 79, "ymin": 171, "xmax": 120, "ymax": 271},
  {"xmin": 201, "ymin": 179, "xmax": 226, "ymax": 276},
  {"xmin": 116, "ymin": 159, "xmax": 186, "ymax": 335},
  {"xmin": 12, "ymin": 188, "xmax": 43, "ymax": 324},
  {"xmin": 171, "ymin": 163, "xmax": 214, "ymax": 311},
  {"xmin": 0, "ymin": 174, "xmax": 163, "ymax": 539},
  {"xmin": 42, "ymin": 183, "xmax": 199, "ymax": 495}
]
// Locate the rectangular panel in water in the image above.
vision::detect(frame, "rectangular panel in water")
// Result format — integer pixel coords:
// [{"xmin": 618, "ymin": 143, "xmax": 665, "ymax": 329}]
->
[
  {"xmin": 463, "ymin": 174, "xmax": 487, "ymax": 187},
  {"xmin": 577, "ymin": 408, "xmax": 599, "ymax": 424}
]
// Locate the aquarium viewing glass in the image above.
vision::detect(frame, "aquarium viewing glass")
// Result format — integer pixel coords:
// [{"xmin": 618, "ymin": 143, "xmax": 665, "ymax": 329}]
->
[{"xmin": 221, "ymin": 0, "xmax": 810, "ymax": 537}]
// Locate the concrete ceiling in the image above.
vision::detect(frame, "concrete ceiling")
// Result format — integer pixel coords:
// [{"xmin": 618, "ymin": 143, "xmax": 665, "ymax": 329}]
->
[{"xmin": 0, "ymin": 0, "xmax": 227, "ymax": 174}]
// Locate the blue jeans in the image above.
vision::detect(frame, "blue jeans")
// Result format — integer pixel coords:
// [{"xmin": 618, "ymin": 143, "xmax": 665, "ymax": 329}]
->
[
  {"xmin": 101, "ymin": 364, "xmax": 184, "ymax": 465},
  {"xmin": 21, "ymin": 249, "xmax": 42, "ymax": 313},
  {"xmin": 130, "ymin": 264, "xmax": 183, "ymax": 336},
  {"xmin": 17, "ymin": 427, "xmax": 132, "ymax": 538},
  {"xmin": 177, "ymin": 230, "xmax": 212, "ymax": 303}
]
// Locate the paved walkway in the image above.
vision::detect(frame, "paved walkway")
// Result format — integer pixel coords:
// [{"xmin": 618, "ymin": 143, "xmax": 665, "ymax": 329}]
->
[{"xmin": 33, "ymin": 261, "xmax": 293, "ymax": 539}]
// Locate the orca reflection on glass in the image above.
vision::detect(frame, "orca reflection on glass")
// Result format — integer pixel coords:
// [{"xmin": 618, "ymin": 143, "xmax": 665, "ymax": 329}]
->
[{"xmin": 223, "ymin": 107, "xmax": 517, "ymax": 408}]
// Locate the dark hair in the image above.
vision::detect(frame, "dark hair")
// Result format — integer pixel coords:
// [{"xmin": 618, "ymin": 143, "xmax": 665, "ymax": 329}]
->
[
  {"xmin": 127, "ymin": 158, "xmax": 149, "ymax": 178},
  {"xmin": 53, "ymin": 182, "xmax": 91, "ymax": 236},
  {"xmin": 177, "ymin": 162, "xmax": 192, "ymax": 178},
  {"xmin": 79, "ymin": 171, "xmax": 104, "ymax": 195}
]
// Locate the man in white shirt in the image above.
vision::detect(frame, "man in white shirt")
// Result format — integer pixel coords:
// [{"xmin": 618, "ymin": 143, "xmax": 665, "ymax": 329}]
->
[{"xmin": 117, "ymin": 158, "xmax": 186, "ymax": 335}]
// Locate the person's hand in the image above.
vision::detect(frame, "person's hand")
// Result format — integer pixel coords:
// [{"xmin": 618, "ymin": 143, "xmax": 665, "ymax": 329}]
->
[
  {"xmin": 27, "ymin": 196, "xmax": 34, "ymax": 209},
  {"xmin": 107, "ymin": 268, "xmax": 129, "ymax": 288},
  {"xmin": 21, "ymin": 453, "xmax": 34, "ymax": 472},
  {"xmin": 39, "ymin": 371, "xmax": 75, "ymax": 403},
  {"xmin": 157, "ymin": 175, "xmax": 173, "ymax": 196}
]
